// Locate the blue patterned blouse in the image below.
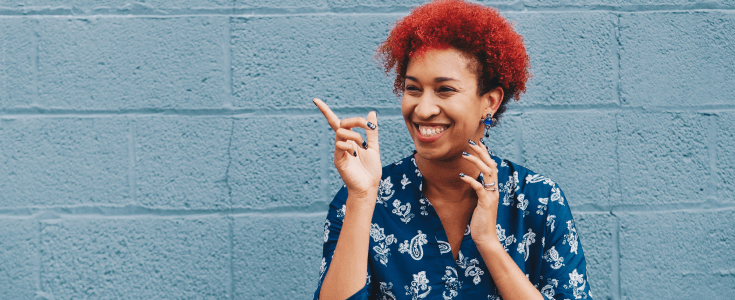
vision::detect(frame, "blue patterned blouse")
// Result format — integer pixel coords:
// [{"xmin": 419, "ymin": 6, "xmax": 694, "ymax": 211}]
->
[{"xmin": 314, "ymin": 152, "xmax": 593, "ymax": 300}]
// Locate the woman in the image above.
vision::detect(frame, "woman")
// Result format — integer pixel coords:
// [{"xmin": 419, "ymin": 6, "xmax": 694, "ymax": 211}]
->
[{"xmin": 313, "ymin": 0, "xmax": 593, "ymax": 299}]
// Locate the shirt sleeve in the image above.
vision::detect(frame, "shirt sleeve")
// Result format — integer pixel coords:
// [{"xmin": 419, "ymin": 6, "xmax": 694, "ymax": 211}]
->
[
  {"xmin": 538, "ymin": 183, "xmax": 594, "ymax": 300},
  {"xmin": 313, "ymin": 186, "xmax": 373, "ymax": 300}
]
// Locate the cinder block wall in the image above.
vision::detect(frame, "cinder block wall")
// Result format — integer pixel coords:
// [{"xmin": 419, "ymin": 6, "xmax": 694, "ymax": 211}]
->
[{"xmin": 1, "ymin": 0, "xmax": 734, "ymax": 299}]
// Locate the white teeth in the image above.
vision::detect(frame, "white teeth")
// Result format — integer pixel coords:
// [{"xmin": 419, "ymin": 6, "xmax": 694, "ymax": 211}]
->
[{"xmin": 418, "ymin": 125, "xmax": 447, "ymax": 137}]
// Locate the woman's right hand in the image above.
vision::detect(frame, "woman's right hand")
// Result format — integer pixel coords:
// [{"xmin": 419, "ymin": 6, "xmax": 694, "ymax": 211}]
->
[{"xmin": 313, "ymin": 98, "xmax": 382, "ymax": 201}]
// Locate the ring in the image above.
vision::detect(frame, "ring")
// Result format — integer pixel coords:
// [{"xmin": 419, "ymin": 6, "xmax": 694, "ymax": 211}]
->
[{"xmin": 483, "ymin": 182, "xmax": 496, "ymax": 191}]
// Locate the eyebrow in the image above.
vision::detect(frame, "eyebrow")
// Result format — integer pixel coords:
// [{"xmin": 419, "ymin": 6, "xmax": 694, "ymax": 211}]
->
[{"xmin": 405, "ymin": 76, "xmax": 458, "ymax": 83}]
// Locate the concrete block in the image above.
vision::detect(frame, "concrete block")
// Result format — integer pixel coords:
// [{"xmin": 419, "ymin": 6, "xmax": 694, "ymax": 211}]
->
[
  {"xmin": 0, "ymin": 118, "xmax": 130, "ymax": 208},
  {"xmin": 233, "ymin": 214, "xmax": 324, "ymax": 299},
  {"xmin": 0, "ymin": 18, "xmax": 35, "ymax": 109},
  {"xmin": 574, "ymin": 212, "xmax": 615, "ymax": 300},
  {"xmin": 36, "ymin": 17, "xmax": 227, "ymax": 110},
  {"xmin": 717, "ymin": 112, "xmax": 735, "ymax": 202},
  {"xmin": 486, "ymin": 114, "xmax": 519, "ymax": 162},
  {"xmin": 619, "ymin": 209, "xmax": 735, "ymax": 299},
  {"xmin": 619, "ymin": 11, "xmax": 735, "ymax": 107},
  {"xmin": 230, "ymin": 116, "xmax": 328, "ymax": 208},
  {"xmin": 235, "ymin": 0, "xmax": 327, "ymax": 10},
  {"xmin": 616, "ymin": 112, "xmax": 709, "ymax": 206},
  {"xmin": 525, "ymin": 0, "xmax": 735, "ymax": 9},
  {"xmin": 134, "ymin": 117, "xmax": 231, "ymax": 209},
  {"xmin": 506, "ymin": 12, "xmax": 616, "ymax": 106},
  {"xmin": 0, "ymin": 0, "xmax": 232, "ymax": 12},
  {"xmin": 231, "ymin": 15, "xmax": 397, "ymax": 109},
  {"xmin": 0, "ymin": 219, "xmax": 37, "ymax": 299},
  {"xmin": 522, "ymin": 111, "xmax": 618, "ymax": 209},
  {"xmin": 40, "ymin": 217, "xmax": 229, "ymax": 299}
]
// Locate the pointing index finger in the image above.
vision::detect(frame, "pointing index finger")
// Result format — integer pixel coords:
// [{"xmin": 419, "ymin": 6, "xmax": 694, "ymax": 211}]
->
[{"xmin": 313, "ymin": 98, "xmax": 340, "ymax": 131}]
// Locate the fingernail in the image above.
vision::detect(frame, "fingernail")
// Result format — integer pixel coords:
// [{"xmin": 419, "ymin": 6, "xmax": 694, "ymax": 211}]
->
[
  {"xmin": 362, "ymin": 140, "xmax": 368, "ymax": 150},
  {"xmin": 468, "ymin": 139, "xmax": 477, "ymax": 146},
  {"xmin": 462, "ymin": 151, "xmax": 470, "ymax": 156},
  {"xmin": 353, "ymin": 150, "xmax": 357, "ymax": 157},
  {"xmin": 459, "ymin": 173, "xmax": 465, "ymax": 178},
  {"xmin": 477, "ymin": 172, "xmax": 485, "ymax": 185},
  {"xmin": 367, "ymin": 122, "xmax": 377, "ymax": 130},
  {"xmin": 480, "ymin": 138, "xmax": 485, "ymax": 144}
]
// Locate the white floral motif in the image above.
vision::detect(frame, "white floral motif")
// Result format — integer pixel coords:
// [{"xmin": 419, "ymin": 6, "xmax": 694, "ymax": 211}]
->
[
  {"xmin": 419, "ymin": 197, "xmax": 430, "ymax": 216},
  {"xmin": 501, "ymin": 171, "xmax": 519, "ymax": 206},
  {"xmin": 543, "ymin": 246, "xmax": 565, "ymax": 270},
  {"xmin": 370, "ymin": 223, "xmax": 395, "ymax": 266},
  {"xmin": 496, "ymin": 224, "xmax": 516, "ymax": 252},
  {"xmin": 564, "ymin": 220, "xmax": 579, "ymax": 255},
  {"xmin": 517, "ymin": 228, "xmax": 536, "ymax": 262},
  {"xmin": 464, "ymin": 224, "xmax": 471, "ymax": 236},
  {"xmin": 398, "ymin": 230, "xmax": 428, "ymax": 260},
  {"xmin": 540, "ymin": 278, "xmax": 559, "ymax": 298},
  {"xmin": 336, "ymin": 204, "xmax": 346, "ymax": 219},
  {"xmin": 392, "ymin": 199, "xmax": 415, "ymax": 223},
  {"xmin": 437, "ymin": 240, "xmax": 452, "ymax": 254},
  {"xmin": 378, "ymin": 282, "xmax": 397, "ymax": 300},
  {"xmin": 525, "ymin": 174, "xmax": 555, "ymax": 186},
  {"xmin": 323, "ymin": 220, "xmax": 330, "ymax": 243},
  {"xmin": 517, "ymin": 193, "xmax": 530, "ymax": 217},
  {"xmin": 537, "ymin": 197, "xmax": 548, "ymax": 215},
  {"xmin": 411, "ymin": 158, "xmax": 423, "ymax": 178},
  {"xmin": 401, "ymin": 174, "xmax": 411, "ymax": 189},
  {"xmin": 377, "ymin": 177, "xmax": 395, "ymax": 206},
  {"xmin": 405, "ymin": 271, "xmax": 432, "ymax": 300},
  {"xmin": 563, "ymin": 269, "xmax": 588, "ymax": 299},
  {"xmin": 547, "ymin": 215, "xmax": 557, "ymax": 233},
  {"xmin": 500, "ymin": 160, "xmax": 508, "ymax": 168},
  {"xmin": 442, "ymin": 266, "xmax": 461, "ymax": 300},
  {"xmin": 456, "ymin": 251, "xmax": 484, "ymax": 285},
  {"xmin": 319, "ymin": 257, "xmax": 327, "ymax": 279},
  {"xmin": 550, "ymin": 186, "xmax": 565, "ymax": 206}
]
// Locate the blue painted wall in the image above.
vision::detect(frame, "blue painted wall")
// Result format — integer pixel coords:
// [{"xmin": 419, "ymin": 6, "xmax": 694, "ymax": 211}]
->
[{"xmin": 1, "ymin": 0, "xmax": 734, "ymax": 299}]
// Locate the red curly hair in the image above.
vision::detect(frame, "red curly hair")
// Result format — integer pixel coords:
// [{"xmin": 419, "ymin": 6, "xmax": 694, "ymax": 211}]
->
[{"xmin": 377, "ymin": 0, "xmax": 531, "ymax": 121}]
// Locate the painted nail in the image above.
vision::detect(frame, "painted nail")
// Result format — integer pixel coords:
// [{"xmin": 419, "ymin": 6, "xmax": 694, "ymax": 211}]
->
[
  {"xmin": 362, "ymin": 140, "xmax": 368, "ymax": 150},
  {"xmin": 462, "ymin": 151, "xmax": 470, "ymax": 156},
  {"xmin": 367, "ymin": 122, "xmax": 377, "ymax": 130},
  {"xmin": 480, "ymin": 138, "xmax": 485, "ymax": 144},
  {"xmin": 353, "ymin": 150, "xmax": 357, "ymax": 157},
  {"xmin": 468, "ymin": 139, "xmax": 477, "ymax": 146},
  {"xmin": 477, "ymin": 172, "xmax": 485, "ymax": 185},
  {"xmin": 459, "ymin": 173, "xmax": 466, "ymax": 178}
]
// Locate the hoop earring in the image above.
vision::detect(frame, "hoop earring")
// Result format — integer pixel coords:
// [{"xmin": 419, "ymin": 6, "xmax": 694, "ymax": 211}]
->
[{"xmin": 482, "ymin": 114, "xmax": 497, "ymax": 137}]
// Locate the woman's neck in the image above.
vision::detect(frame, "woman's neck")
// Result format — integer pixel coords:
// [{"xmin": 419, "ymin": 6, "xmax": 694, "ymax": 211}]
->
[{"xmin": 415, "ymin": 153, "xmax": 479, "ymax": 205}]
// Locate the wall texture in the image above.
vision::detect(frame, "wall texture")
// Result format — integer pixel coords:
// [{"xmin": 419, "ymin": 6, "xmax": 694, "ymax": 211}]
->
[{"xmin": 1, "ymin": 0, "xmax": 734, "ymax": 299}]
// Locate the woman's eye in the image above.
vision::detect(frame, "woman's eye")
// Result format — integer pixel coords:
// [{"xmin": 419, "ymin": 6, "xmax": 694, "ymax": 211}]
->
[
  {"xmin": 405, "ymin": 86, "xmax": 420, "ymax": 92},
  {"xmin": 438, "ymin": 86, "xmax": 456, "ymax": 93}
]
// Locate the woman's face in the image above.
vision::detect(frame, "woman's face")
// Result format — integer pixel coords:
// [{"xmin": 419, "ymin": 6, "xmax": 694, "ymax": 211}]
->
[{"xmin": 401, "ymin": 47, "xmax": 499, "ymax": 161}]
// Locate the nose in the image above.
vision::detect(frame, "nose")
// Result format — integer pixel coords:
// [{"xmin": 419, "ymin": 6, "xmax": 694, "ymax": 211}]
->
[{"xmin": 413, "ymin": 93, "xmax": 441, "ymax": 120}]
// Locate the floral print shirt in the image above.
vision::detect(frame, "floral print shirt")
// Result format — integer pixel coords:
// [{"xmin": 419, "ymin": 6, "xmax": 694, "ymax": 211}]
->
[{"xmin": 314, "ymin": 153, "xmax": 593, "ymax": 300}]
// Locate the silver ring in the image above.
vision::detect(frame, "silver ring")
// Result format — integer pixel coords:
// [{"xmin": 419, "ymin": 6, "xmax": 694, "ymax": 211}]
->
[{"xmin": 483, "ymin": 182, "xmax": 496, "ymax": 191}]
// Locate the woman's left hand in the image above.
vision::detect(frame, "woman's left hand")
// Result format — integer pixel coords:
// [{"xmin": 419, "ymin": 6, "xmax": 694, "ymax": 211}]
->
[{"xmin": 460, "ymin": 139, "xmax": 501, "ymax": 247}]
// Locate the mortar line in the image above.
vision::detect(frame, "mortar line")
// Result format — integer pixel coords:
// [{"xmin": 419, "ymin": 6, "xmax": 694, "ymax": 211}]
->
[
  {"xmin": 1, "ymin": 6, "xmax": 735, "ymax": 17},
  {"xmin": 707, "ymin": 114, "xmax": 718, "ymax": 202},
  {"xmin": 611, "ymin": 214, "xmax": 621, "ymax": 300}
]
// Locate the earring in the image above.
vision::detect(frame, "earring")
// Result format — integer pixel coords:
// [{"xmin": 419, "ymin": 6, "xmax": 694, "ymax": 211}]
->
[{"xmin": 482, "ymin": 114, "xmax": 497, "ymax": 137}]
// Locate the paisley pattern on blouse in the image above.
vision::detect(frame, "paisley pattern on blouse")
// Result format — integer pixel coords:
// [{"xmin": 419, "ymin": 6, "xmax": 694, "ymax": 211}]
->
[{"xmin": 314, "ymin": 152, "xmax": 593, "ymax": 300}]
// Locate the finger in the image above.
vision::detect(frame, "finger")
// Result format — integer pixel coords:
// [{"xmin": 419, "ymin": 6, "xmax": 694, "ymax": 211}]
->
[
  {"xmin": 339, "ymin": 117, "xmax": 372, "ymax": 130},
  {"xmin": 467, "ymin": 139, "xmax": 497, "ymax": 172},
  {"xmin": 459, "ymin": 173, "xmax": 487, "ymax": 194},
  {"xmin": 335, "ymin": 141, "xmax": 357, "ymax": 157},
  {"xmin": 365, "ymin": 111, "xmax": 379, "ymax": 151},
  {"xmin": 335, "ymin": 128, "xmax": 365, "ymax": 148},
  {"xmin": 313, "ymin": 98, "xmax": 341, "ymax": 131},
  {"xmin": 461, "ymin": 151, "xmax": 495, "ymax": 177}
]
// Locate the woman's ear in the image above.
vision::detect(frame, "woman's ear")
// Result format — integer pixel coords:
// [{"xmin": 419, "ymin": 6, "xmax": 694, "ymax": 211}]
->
[{"xmin": 482, "ymin": 87, "xmax": 504, "ymax": 116}]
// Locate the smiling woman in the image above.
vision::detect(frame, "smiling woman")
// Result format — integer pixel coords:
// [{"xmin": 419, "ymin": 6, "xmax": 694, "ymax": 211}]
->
[{"xmin": 312, "ymin": 1, "xmax": 593, "ymax": 300}]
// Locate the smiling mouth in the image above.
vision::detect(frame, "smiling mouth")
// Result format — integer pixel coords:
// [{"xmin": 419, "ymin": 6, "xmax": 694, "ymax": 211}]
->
[{"xmin": 415, "ymin": 123, "xmax": 450, "ymax": 139}]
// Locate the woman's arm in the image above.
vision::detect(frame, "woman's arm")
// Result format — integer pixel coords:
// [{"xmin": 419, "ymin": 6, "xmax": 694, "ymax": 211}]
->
[
  {"xmin": 319, "ymin": 192, "xmax": 377, "ymax": 300},
  {"xmin": 476, "ymin": 241, "xmax": 544, "ymax": 300}
]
